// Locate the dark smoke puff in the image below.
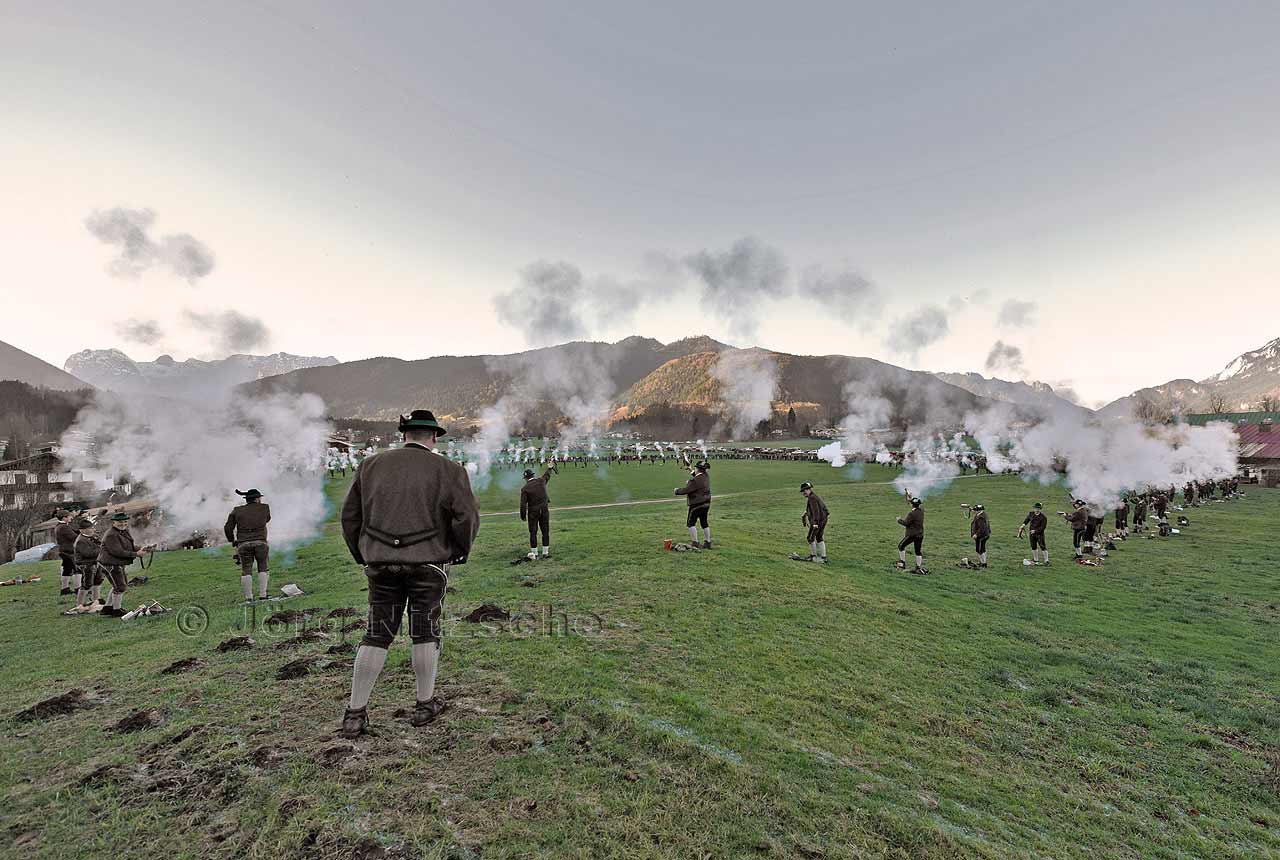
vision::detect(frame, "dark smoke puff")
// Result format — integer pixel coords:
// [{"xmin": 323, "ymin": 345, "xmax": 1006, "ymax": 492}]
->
[
  {"xmin": 494, "ymin": 261, "xmax": 590, "ymax": 346},
  {"xmin": 685, "ymin": 237, "xmax": 789, "ymax": 340},
  {"xmin": 888, "ymin": 306, "xmax": 950, "ymax": 358}
]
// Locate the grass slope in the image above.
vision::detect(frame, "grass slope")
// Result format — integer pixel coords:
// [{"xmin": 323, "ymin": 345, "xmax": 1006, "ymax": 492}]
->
[{"xmin": 2, "ymin": 462, "xmax": 1278, "ymax": 859}]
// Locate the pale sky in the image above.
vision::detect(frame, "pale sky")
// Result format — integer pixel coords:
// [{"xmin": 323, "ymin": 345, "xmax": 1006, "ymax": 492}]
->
[{"xmin": 3, "ymin": 1, "xmax": 1279, "ymax": 406}]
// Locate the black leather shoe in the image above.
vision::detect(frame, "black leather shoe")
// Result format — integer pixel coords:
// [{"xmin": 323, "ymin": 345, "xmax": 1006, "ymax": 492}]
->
[
  {"xmin": 339, "ymin": 706, "xmax": 369, "ymax": 739},
  {"xmin": 409, "ymin": 696, "xmax": 448, "ymax": 727}
]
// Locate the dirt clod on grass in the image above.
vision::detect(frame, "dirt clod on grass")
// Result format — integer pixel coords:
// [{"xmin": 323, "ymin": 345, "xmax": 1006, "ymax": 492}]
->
[
  {"xmin": 463, "ymin": 603, "xmax": 510, "ymax": 623},
  {"xmin": 327, "ymin": 642, "xmax": 356, "ymax": 655},
  {"xmin": 266, "ymin": 608, "xmax": 321, "ymax": 625},
  {"xmin": 250, "ymin": 745, "xmax": 287, "ymax": 769},
  {"xmin": 275, "ymin": 629, "xmax": 330, "ymax": 650},
  {"xmin": 339, "ymin": 620, "xmax": 366, "ymax": 633},
  {"xmin": 112, "ymin": 709, "xmax": 166, "ymax": 733},
  {"xmin": 14, "ymin": 689, "xmax": 105, "ymax": 722},
  {"xmin": 326, "ymin": 607, "xmax": 362, "ymax": 619},
  {"xmin": 160, "ymin": 657, "xmax": 206, "ymax": 675},
  {"xmin": 318, "ymin": 743, "xmax": 356, "ymax": 766},
  {"xmin": 277, "ymin": 657, "xmax": 318, "ymax": 680},
  {"xmin": 215, "ymin": 636, "xmax": 254, "ymax": 652},
  {"xmin": 277, "ymin": 657, "xmax": 351, "ymax": 680}
]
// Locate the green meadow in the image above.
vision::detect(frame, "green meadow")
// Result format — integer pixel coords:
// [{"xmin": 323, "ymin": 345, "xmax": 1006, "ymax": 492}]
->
[{"xmin": 2, "ymin": 460, "xmax": 1277, "ymax": 859}]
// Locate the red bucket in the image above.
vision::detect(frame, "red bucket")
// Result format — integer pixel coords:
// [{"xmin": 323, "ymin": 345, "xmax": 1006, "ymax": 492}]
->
[{"xmin": 663, "ymin": 539, "xmax": 673, "ymax": 551}]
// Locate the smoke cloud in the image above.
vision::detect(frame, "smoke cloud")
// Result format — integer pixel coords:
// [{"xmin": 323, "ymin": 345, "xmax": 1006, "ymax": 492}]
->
[
  {"xmin": 684, "ymin": 237, "xmax": 789, "ymax": 340},
  {"xmin": 115, "ymin": 318, "xmax": 165, "ymax": 346},
  {"xmin": 997, "ymin": 299, "xmax": 1037, "ymax": 328},
  {"xmin": 60, "ymin": 389, "xmax": 331, "ymax": 550},
  {"xmin": 984, "ymin": 340, "xmax": 1025, "ymax": 376},
  {"xmin": 464, "ymin": 343, "xmax": 621, "ymax": 488},
  {"xmin": 84, "ymin": 208, "xmax": 215, "ymax": 283},
  {"xmin": 711, "ymin": 349, "xmax": 780, "ymax": 438},
  {"xmin": 184, "ymin": 309, "xmax": 272, "ymax": 354},
  {"xmin": 493, "ymin": 261, "xmax": 591, "ymax": 347},
  {"xmin": 800, "ymin": 266, "xmax": 884, "ymax": 327},
  {"xmin": 887, "ymin": 306, "xmax": 949, "ymax": 358}
]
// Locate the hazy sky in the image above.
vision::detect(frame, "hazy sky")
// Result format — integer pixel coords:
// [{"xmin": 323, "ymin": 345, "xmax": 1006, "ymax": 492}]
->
[{"xmin": 3, "ymin": 1, "xmax": 1279, "ymax": 405}]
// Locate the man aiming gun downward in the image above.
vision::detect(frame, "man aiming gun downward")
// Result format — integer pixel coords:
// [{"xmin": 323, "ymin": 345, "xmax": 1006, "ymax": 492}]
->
[
  {"xmin": 1018, "ymin": 502, "xmax": 1049, "ymax": 565},
  {"xmin": 675, "ymin": 460, "xmax": 713, "ymax": 549},
  {"xmin": 800, "ymin": 482, "xmax": 828, "ymax": 563}
]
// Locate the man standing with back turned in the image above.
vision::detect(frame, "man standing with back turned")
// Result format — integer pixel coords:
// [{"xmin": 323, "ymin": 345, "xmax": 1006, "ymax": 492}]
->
[
  {"xmin": 225, "ymin": 488, "xmax": 271, "ymax": 601},
  {"xmin": 339, "ymin": 410, "xmax": 480, "ymax": 739}
]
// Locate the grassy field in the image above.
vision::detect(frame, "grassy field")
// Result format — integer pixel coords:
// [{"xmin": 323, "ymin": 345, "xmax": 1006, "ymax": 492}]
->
[{"xmin": 2, "ymin": 460, "xmax": 1278, "ymax": 859}]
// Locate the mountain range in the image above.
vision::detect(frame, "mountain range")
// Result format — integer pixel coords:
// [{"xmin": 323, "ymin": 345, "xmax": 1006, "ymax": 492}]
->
[
  {"xmin": 0, "ymin": 340, "xmax": 90, "ymax": 391},
  {"xmin": 244, "ymin": 336, "xmax": 990, "ymax": 434},
  {"xmin": 1098, "ymin": 336, "xmax": 1280, "ymax": 419},
  {"xmin": 63, "ymin": 349, "xmax": 339, "ymax": 398},
  {"xmin": 4, "ymin": 335, "xmax": 1278, "ymax": 435}
]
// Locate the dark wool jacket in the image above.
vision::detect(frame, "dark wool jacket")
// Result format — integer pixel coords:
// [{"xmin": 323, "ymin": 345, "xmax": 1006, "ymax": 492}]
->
[
  {"xmin": 341, "ymin": 444, "xmax": 480, "ymax": 566},
  {"xmin": 98, "ymin": 528, "xmax": 137, "ymax": 567},
  {"xmin": 804, "ymin": 493, "xmax": 829, "ymax": 527},
  {"xmin": 970, "ymin": 511, "xmax": 990, "ymax": 539},
  {"xmin": 899, "ymin": 507, "xmax": 924, "ymax": 537},
  {"xmin": 55, "ymin": 522, "xmax": 78, "ymax": 556},
  {"xmin": 1067, "ymin": 508, "xmax": 1088, "ymax": 530},
  {"xmin": 676, "ymin": 471, "xmax": 711, "ymax": 508},
  {"xmin": 1022, "ymin": 511, "xmax": 1048, "ymax": 534},
  {"xmin": 520, "ymin": 470, "xmax": 553, "ymax": 520},
  {"xmin": 74, "ymin": 533, "xmax": 102, "ymax": 566},
  {"xmin": 225, "ymin": 501, "xmax": 271, "ymax": 544}
]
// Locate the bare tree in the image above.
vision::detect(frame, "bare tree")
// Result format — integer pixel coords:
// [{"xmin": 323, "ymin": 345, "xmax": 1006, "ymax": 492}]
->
[
  {"xmin": 1209, "ymin": 392, "xmax": 1227, "ymax": 415},
  {"xmin": 1258, "ymin": 394, "xmax": 1278, "ymax": 412}
]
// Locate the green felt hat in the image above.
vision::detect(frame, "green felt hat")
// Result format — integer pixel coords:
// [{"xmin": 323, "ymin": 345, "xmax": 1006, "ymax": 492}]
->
[
  {"xmin": 110, "ymin": 512, "xmax": 130, "ymax": 522},
  {"xmin": 399, "ymin": 410, "xmax": 447, "ymax": 437}
]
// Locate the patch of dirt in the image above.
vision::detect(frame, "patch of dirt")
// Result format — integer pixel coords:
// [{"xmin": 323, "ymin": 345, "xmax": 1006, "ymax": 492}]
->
[
  {"xmin": 215, "ymin": 636, "xmax": 254, "ymax": 652},
  {"xmin": 274, "ymin": 629, "xmax": 331, "ymax": 650},
  {"xmin": 277, "ymin": 657, "xmax": 351, "ymax": 680},
  {"xmin": 112, "ymin": 709, "xmax": 166, "ymax": 733},
  {"xmin": 463, "ymin": 603, "xmax": 510, "ymax": 623},
  {"xmin": 160, "ymin": 657, "xmax": 206, "ymax": 675},
  {"xmin": 327, "ymin": 642, "xmax": 356, "ymax": 656},
  {"xmin": 250, "ymin": 745, "xmax": 287, "ymax": 769},
  {"xmin": 318, "ymin": 743, "xmax": 356, "ymax": 766},
  {"xmin": 327, "ymin": 607, "xmax": 363, "ymax": 619},
  {"xmin": 277, "ymin": 657, "xmax": 318, "ymax": 680},
  {"xmin": 340, "ymin": 620, "xmax": 366, "ymax": 634},
  {"xmin": 14, "ymin": 689, "xmax": 105, "ymax": 722}
]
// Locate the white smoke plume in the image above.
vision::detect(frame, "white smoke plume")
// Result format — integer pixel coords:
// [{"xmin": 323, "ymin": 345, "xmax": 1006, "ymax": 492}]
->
[
  {"xmin": 887, "ymin": 305, "xmax": 949, "ymax": 359},
  {"xmin": 816, "ymin": 440, "xmax": 846, "ymax": 468},
  {"xmin": 60, "ymin": 389, "xmax": 331, "ymax": 550},
  {"xmin": 84, "ymin": 207, "xmax": 215, "ymax": 283},
  {"xmin": 893, "ymin": 433, "xmax": 962, "ymax": 498},
  {"xmin": 464, "ymin": 344, "xmax": 618, "ymax": 489},
  {"xmin": 711, "ymin": 349, "xmax": 780, "ymax": 438},
  {"xmin": 998, "ymin": 414, "xmax": 1237, "ymax": 510},
  {"xmin": 836, "ymin": 378, "xmax": 894, "ymax": 458}
]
